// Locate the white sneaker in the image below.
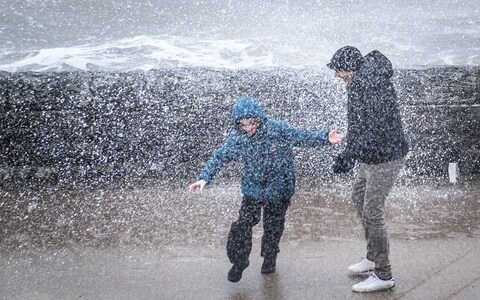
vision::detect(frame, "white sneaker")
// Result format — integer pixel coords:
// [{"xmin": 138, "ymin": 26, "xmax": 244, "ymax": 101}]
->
[
  {"xmin": 348, "ymin": 257, "xmax": 375, "ymax": 273},
  {"xmin": 352, "ymin": 273, "xmax": 395, "ymax": 293}
]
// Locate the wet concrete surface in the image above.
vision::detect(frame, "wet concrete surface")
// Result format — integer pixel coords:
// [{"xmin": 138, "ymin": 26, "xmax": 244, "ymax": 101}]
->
[{"xmin": 0, "ymin": 178, "xmax": 479, "ymax": 299}]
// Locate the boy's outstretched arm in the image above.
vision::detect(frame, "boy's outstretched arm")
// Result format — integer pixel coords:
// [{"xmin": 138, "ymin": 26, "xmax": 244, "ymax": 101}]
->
[
  {"xmin": 328, "ymin": 129, "xmax": 344, "ymax": 144},
  {"xmin": 282, "ymin": 120, "xmax": 343, "ymax": 147},
  {"xmin": 187, "ymin": 134, "xmax": 239, "ymax": 193},
  {"xmin": 188, "ymin": 179, "xmax": 207, "ymax": 193}
]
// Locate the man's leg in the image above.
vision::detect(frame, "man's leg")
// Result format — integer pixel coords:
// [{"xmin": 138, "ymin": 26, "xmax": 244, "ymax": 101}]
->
[
  {"xmin": 362, "ymin": 159, "xmax": 404, "ymax": 280},
  {"xmin": 352, "ymin": 164, "xmax": 376, "ymax": 260},
  {"xmin": 351, "ymin": 159, "xmax": 404, "ymax": 292},
  {"xmin": 348, "ymin": 165, "xmax": 378, "ymax": 274}
]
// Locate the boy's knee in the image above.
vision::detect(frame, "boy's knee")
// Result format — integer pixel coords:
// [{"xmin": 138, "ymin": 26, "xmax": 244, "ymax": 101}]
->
[
  {"xmin": 249, "ymin": 216, "xmax": 261, "ymax": 227},
  {"xmin": 235, "ymin": 215, "xmax": 260, "ymax": 229}
]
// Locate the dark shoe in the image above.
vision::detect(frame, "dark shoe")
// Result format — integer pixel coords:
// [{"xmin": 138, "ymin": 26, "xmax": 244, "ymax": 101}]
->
[
  {"xmin": 227, "ymin": 261, "xmax": 249, "ymax": 283},
  {"xmin": 261, "ymin": 258, "xmax": 276, "ymax": 274}
]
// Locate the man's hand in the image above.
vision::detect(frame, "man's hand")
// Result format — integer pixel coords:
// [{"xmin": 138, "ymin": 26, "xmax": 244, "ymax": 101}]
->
[
  {"xmin": 188, "ymin": 179, "xmax": 207, "ymax": 192},
  {"xmin": 328, "ymin": 129, "xmax": 344, "ymax": 144}
]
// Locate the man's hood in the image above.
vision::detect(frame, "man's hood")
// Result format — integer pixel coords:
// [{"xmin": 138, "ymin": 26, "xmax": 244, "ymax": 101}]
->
[
  {"xmin": 230, "ymin": 97, "xmax": 267, "ymax": 126},
  {"xmin": 358, "ymin": 50, "xmax": 394, "ymax": 78}
]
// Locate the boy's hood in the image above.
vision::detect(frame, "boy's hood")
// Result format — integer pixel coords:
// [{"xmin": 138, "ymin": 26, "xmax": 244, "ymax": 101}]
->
[{"xmin": 230, "ymin": 97, "xmax": 267, "ymax": 126}]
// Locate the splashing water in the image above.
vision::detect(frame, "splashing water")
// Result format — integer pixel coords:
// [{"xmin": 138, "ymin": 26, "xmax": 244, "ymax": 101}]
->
[{"xmin": 1, "ymin": 0, "xmax": 479, "ymax": 72}]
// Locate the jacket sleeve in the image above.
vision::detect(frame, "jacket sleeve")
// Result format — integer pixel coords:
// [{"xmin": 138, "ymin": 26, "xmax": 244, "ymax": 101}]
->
[
  {"xmin": 333, "ymin": 95, "xmax": 359, "ymax": 174},
  {"xmin": 343, "ymin": 84, "xmax": 366, "ymax": 159},
  {"xmin": 279, "ymin": 121, "xmax": 330, "ymax": 147},
  {"xmin": 198, "ymin": 133, "xmax": 239, "ymax": 183},
  {"xmin": 331, "ymin": 82, "xmax": 364, "ymax": 174}
]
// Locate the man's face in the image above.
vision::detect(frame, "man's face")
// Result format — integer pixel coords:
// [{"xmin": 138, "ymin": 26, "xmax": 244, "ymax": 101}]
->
[
  {"xmin": 335, "ymin": 70, "xmax": 354, "ymax": 83},
  {"xmin": 238, "ymin": 118, "xmax": 260, "ymax": 136}
]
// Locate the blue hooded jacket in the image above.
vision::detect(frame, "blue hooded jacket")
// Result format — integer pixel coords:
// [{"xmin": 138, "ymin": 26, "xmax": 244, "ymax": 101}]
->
[{"xmin": 199, "ymin": 97, "xmax": 330, "ymax": 201}]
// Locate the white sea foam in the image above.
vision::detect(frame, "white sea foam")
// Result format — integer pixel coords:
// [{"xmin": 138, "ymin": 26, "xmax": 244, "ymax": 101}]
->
[
  {"xmin": 0, "ymin": 36, "xmax": 277, "ymax": 72},
  {"xmin": 1, "ymin": 32, "xmax": 476, "ymax": 73}
]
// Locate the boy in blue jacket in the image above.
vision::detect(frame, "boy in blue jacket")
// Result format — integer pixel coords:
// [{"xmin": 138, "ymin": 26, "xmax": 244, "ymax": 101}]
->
[{"xmin": 188, "ymin": 97, "xmax": 343, "ymax": 282}]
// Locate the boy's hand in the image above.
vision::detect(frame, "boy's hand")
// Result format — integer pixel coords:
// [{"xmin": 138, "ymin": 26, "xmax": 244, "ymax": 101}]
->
[
  {"xmin": 328, "ymin": 129, "xmax": 344, "ymax": 144},
  {"xmin": 188, "ymin": 179, "xmax": 207, "ymax": 192}
]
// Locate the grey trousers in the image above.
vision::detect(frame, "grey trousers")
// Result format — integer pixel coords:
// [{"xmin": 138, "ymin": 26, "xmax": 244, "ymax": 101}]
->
[{"xmin": 352, "ymin": 158, "xmax": 404, "ymax": 280}]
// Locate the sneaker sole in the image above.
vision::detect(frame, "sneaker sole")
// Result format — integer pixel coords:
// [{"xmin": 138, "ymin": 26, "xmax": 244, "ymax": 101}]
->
[
  {"xmin": 349, "ymin": 269, "xmax": 375, "ymax": 275},
  {"xmin": 352, "ymin": 282, "xmax": 395, "ymax": 293}
]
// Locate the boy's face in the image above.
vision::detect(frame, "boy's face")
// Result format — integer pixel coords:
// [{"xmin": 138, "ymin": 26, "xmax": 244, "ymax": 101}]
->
[
  {"xmin": 335, "ymin": 70, "xmax": 354, "ymax": 83},
  {"xmin": 238, "ymin": 118, "xmax": 260, "ymax": 136}
]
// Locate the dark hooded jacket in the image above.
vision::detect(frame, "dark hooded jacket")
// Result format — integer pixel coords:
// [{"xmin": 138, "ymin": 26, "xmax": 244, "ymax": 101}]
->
[
  {"xmin": 338, "ymin": 50, "xmax": 408, "ymax": 168},
  {"xmin": 199, "ymin": 97, "xmax": 330, "ymax": 201}
]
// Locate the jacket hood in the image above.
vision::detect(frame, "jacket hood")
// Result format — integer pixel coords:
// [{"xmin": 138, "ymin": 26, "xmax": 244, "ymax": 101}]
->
[
  {"xmin": 359, "ymin": 50, "xmax": 394, "ymax": 78},
  {"xmin": 230, "ymin": 97, "xmax": 267, "ymax": 126},
  {"xmin": 327, "ymin": 45, "xmax": 363, "ymax": 72}
]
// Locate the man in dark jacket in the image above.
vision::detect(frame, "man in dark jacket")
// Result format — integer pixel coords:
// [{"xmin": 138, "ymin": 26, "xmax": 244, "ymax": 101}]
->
[
  {"xmin": 328, "ymin": 46, "xmax": 408, "ymax": 293},
  {"xmin": 188, "ymin": 97, "xmax": 343, "ymax": 283}
]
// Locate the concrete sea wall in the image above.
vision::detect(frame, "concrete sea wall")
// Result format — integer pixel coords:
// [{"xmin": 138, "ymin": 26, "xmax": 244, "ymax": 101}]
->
[{"xmin": 0, "ymin": 67, "xmax": 479, "ymax": 187}]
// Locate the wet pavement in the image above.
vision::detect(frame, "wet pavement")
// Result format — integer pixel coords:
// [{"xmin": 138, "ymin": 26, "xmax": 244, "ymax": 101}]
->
[{"xmin": 0, "ymin": 178, "xmax": 479, "ymax": 299}]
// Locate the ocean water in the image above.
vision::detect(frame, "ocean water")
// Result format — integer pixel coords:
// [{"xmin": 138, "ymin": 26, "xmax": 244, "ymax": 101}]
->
[{"xmin": 0, "ymin": 0, "xmax": 479, "ymax": 72}]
